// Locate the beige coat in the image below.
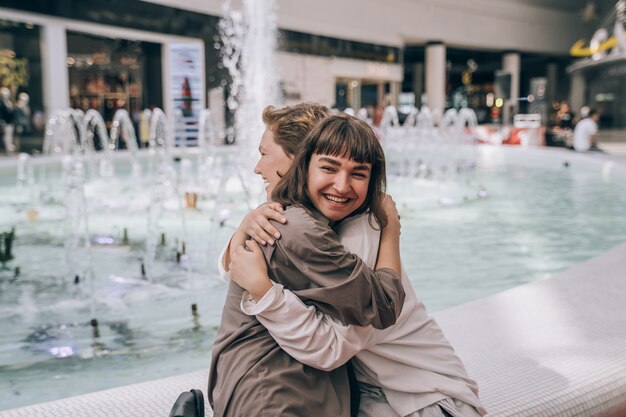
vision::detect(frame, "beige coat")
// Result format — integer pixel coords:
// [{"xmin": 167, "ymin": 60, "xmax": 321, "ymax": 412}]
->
[{"xmin": 209, "ymin": 206, "xmax": 405, "ymax": 417}]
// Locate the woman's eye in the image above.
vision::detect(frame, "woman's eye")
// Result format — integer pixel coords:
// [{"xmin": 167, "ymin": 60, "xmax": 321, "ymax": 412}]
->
[{"xmin": 321, "ymin": 166, "xmax": 334, "ymax": 172}]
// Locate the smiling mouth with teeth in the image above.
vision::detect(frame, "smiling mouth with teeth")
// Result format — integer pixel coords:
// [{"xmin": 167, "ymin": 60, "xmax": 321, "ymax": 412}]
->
[{"xmin": 324, "ymin": 194, "xmax": 350, "ymax": 204}]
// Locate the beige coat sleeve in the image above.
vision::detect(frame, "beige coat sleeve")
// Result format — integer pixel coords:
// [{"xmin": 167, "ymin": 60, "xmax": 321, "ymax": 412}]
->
[
  {"xmin": 242, "ymin": 214, "xmax": 381, "ymax": 370},
  {"xmin": 261, "ymin": 206, "xmax": 405, "ymax": 330}
]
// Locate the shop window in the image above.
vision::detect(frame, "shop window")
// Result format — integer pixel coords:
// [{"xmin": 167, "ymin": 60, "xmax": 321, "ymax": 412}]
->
[
  {"xmin": 67, "ymin": 32, "xmax": 162, "ymax": 141},
  {"xmin": 0, "ymin": 20, "xmax": 44, "ymax": 152}
]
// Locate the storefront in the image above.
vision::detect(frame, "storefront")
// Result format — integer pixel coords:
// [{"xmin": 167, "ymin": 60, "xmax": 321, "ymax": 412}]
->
[
  {"xmin": 567, "ymin": 1, "xmax": 626, "ymax": 131},
  {"xmin": 569, "ymin": 61, "xmax": 626, "ymax": 130},
  {"xmin": 278, "ymin": 30, "xmax": 402, "ymax": 111},
  {"xmin": 0, "ymin": 2, "xmax": 213, "ymax": 150},
  {"xmin": 1, "ymin": 0, "xmax": 402, "ymax": 150},
  {"xmin": 0, "ymin": 19, "xmax": 44, "ymax": 151},
  {"xmin": 66, "ymin": 32, "xmax": 162, "ymax": 129}
]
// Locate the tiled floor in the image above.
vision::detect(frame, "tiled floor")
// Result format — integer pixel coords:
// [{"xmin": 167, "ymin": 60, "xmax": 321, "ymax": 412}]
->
[
  {"xmin": 435, "ymin": 242, "xmax": 626, "ymax": 417},
  {"xmin": 599, "ymin": 142, "xmax": 626, "ymax": 157},
  {"xmin": 1, "ymin": 244, "xmax": 626, "ymax": 416}
]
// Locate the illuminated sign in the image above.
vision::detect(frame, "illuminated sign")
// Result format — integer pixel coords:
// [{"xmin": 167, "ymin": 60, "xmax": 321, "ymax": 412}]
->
[{"xmin": 570, "ymin": 1, "xmax": 626, "ymax": 59}]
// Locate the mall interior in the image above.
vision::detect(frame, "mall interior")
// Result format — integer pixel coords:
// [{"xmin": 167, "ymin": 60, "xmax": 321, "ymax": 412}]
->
[
  {"xmin": 0, "ymin": 1, "xmax": 625, "ymax": 417},
  {"xmin": 0, "ymin": 0, "xmax": 625, "ymax": 153}
]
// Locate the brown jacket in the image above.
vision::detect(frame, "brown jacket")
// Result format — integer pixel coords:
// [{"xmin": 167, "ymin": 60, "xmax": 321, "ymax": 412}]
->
[{"xmin": 209, "ymin": 206, "xmax": 405, "ymax": 417}]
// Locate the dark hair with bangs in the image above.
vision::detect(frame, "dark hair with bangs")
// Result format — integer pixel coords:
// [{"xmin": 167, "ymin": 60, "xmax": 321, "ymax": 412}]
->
[{"xmin": 272, "ymin": 113, "xmax": 388, "ymax": 228}]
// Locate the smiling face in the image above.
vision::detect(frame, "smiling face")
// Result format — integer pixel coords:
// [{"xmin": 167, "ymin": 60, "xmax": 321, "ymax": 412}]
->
[
  {"xmin": 306, "ymin": 153, "xmax": 372, "ymax": 221},
  {"xmin": 254, "ymin": 127, "xmax": 294, "ymax": 198}
]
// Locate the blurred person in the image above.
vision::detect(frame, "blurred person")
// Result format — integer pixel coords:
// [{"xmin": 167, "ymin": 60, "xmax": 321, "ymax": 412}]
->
[
  {"xmin": 573, "ymin": 109, "xmax": 602, "ymax": 152},
  {"xmin": 139, "ymin": 109, "xmax": 152, "ymax": 147},
  {"xmin": 372, "ymin": 102, "xmax": 384, "ymax": 127},
  {"xmin": 547, "ymin": 101, "xmax": 575, "ymax": 147},
  {"xmin": 0, "ymin": 87, "xmax": 16, "ymax": 153},
  {"xmin": 555, "ymin": 101, "xmax": 575, "ymax": 129},
  {"xmin": 14, "ymin": 92, "xmax": 32, "ymax": 135}
]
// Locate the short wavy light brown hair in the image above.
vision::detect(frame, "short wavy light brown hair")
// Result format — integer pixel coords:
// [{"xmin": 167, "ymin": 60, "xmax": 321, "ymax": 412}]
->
[{"xmin": 262, "ymin": 103, "xmax": 330, "ymax": 157}]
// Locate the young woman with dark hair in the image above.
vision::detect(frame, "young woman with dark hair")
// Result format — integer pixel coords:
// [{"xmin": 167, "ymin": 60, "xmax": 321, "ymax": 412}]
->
[{"xmin": 209, "ymin": 113, "xmax": 405, "ymax": 417}]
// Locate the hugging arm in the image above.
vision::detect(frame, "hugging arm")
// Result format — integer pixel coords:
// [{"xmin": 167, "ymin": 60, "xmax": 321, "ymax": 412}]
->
[
  {"xmin": 219, "ymin": 202, "xmax": 287, "ymax": 280},
  {"xmin": 244, "ymin": 281, "xmax": 372, "ymax": 371},
  {"xmin": 230, "ymin": 202, "xmax": 403, "ymax": 328},
  {"xmin": 276, "ymin": 216, "xmax": 403, "ymax": 329},
  {"xmin": 233, "ymin": 226, "xmax": 403, "ymax": 331},
  {"xmin": 228, "ymin": 197, "xmax": 403, "ymax": 370}
]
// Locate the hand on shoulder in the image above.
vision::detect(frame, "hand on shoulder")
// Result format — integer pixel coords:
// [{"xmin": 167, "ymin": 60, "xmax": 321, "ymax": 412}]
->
[{"xmin": 240, "ymin": 202, "xmax": 287, "ymax": 245}]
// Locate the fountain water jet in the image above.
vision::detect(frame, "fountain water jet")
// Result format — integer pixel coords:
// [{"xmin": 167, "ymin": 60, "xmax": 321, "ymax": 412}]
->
[
  {"xmin": 81, "ymin": 109, "xmax": 113, "ymax": 178},
  {"xmin": 220, "ymin": 0, "xmax": 281, "ymax": 169}
]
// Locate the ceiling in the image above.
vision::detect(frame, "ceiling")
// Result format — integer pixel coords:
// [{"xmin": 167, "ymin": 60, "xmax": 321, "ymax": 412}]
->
[{"xmin": 514, "ymin": 0, "xmax": 616, "ymax": 15}]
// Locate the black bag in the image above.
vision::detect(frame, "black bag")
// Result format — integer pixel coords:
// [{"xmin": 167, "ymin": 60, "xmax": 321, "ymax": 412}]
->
[{"xmin": 169, "ymin": 389, "xmax": 205, "ymax": 417}]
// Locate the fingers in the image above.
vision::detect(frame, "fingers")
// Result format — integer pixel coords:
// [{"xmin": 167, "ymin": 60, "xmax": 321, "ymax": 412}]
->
[
  {"xmin": 259, "ymin": 218, "xmax": 281, "ymax": 241},
  {"xmin": 264, "ymin": 206, "xmax": 287, "ymax": 225},
  {"xmin": 248, "ymin": 214, "xmax": 283, "ymax": 245},
  {"xmin": 267, "ymin": 202, "xmax": 285, "ymax": 213},
  {"xmin": 230, "ymin": 241, "xmax": 255, "ymax": 269},
  {"xmin": 245, "ymin": 239, "xmax": 261, "ymax": 253},
  {"xmin": 249, "ymin": 229, "xmax": 272, "ymax": 246},
  {"xmin": 263, "ymin": 206, "xmax": 286, "ymax": 237}
]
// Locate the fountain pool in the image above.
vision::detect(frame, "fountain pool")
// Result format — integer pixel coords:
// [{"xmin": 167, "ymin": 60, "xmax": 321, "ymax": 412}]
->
[{"xmin": 1, "ymin": 145, "xmax": 626, "ymax": 410}]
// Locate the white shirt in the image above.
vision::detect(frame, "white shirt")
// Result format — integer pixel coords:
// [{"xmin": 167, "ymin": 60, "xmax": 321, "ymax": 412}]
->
[
  {"xmin": 219, "ymin": 214, "xmax": 485, "ymax": 416},
  {"xmin": 573, "ymin": 117, "xmax": 598, "ymax": 152}
]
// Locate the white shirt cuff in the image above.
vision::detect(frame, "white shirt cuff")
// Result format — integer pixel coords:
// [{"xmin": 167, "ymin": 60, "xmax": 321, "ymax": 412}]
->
[
  {"xmin": 240, "ymin": 282, "xmax": 284, "ymax": 315},
  {"xmin": 217, "ymin": 244, "xmax": 231, "ymax": 283}
]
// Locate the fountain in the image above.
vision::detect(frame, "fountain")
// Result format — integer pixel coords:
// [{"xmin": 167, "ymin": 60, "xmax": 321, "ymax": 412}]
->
[
  {"xmin": 81, "ymin": 109, "xmax": 113, "ymax": 178},
  {"xmin": 42, "ymin": 109, "xmax": 80, "ymax": 156},
  {"xmin": 61, "ymin": 152, "xmax": 96, "ymax": 322},
  {"xmin": 3, "ymin": 107, "xmax": 626, "ymax": 413},
  {"xmin": 110, "ymin": 109, "xmax": 138, "ymax": 153},
  {"xmin": 149, "ymin": 108, "xmax": 170, "ymax": 159},
  {"xmin": 220, "ymin": 0, "xmax": 281, "ymax": 167},
  {"xmin": 110, "ymin": 109, "xmax": 141, "ymax": 181},
  {"xmin": 375, "ymin": 104, "xmax": 482, "ymax": 207},
  {"xmin": 3, "ymin": 2, "xmax": 626, "ymax": 413}
]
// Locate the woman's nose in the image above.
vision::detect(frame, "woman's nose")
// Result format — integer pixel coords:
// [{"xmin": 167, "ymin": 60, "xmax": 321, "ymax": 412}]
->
[{"xmin": 333, "ymin": 174, "xmax": 351, "ymax": 193}]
